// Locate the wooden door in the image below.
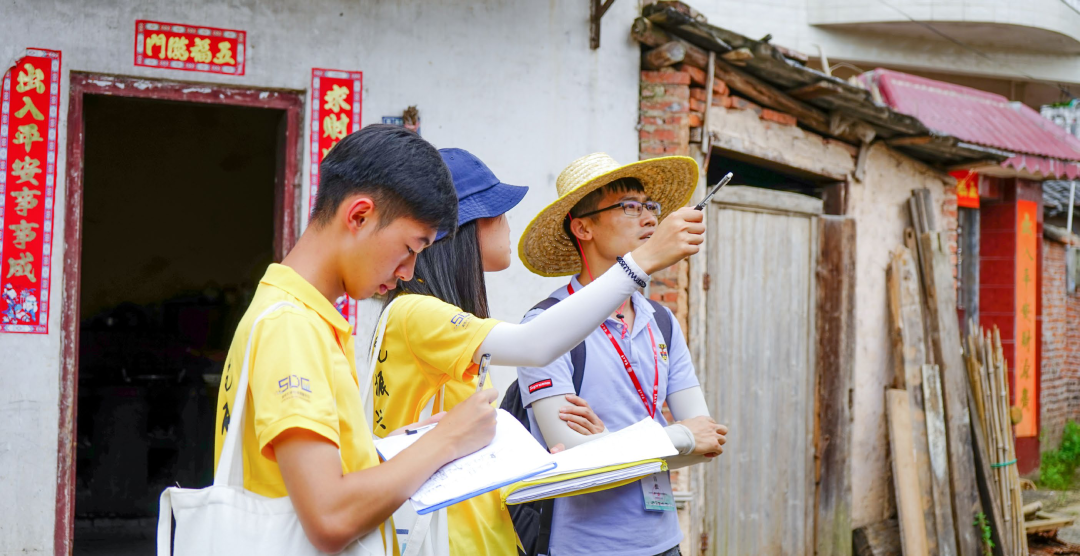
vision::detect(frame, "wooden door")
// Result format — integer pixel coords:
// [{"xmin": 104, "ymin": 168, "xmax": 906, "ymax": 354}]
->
[{"xmin": 700, "ymin": 186, "xmax": 822, "ymax": 555}]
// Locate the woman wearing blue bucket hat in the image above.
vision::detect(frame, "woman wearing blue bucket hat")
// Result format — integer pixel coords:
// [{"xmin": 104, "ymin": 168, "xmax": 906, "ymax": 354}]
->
[{"xmin": 362, "ymin": 148, "xmax": 705, "ymax": 555}]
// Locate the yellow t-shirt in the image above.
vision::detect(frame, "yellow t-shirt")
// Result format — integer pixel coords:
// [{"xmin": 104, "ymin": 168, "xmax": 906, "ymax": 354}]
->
[
  {"xmin": 214, "ymin": 264, "xmax": 395, "ymax": 554},
  {"xmin": 370, "ymin": 294, "xmax": 517, "ymax": 556}
]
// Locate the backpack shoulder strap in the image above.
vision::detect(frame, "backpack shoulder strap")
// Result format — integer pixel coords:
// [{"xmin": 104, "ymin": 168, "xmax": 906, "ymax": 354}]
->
[
  {"xmin": 647, "ymin": 299, "xmax": 675, "ymax": 349},
  {"xmin": 529, "ymin": 296, "xmax": 561, "ymax": 313},
  {"xmin": 526, "ymin": 295, "xmax": 587, "ymax": 395},
  {"xmin": 570, "ymin": 342, "xmax": 586, "ymax": 395}
]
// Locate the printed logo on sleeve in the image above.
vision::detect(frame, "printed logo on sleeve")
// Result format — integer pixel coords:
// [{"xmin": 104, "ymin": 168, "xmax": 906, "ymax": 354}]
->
[
  {"xmin": 528, "ymin": 379, "xmax": 553, "ymax": 393},
  {"xmin": 278, "ymin": 374, "xmax": 312, "ymax": 402},
  {"xmin": 450, "ymin": 312, "xmax": 473, "ymax": 330}
]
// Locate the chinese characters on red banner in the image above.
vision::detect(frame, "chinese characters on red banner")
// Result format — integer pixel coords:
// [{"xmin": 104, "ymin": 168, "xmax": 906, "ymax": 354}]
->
[
  {"xmin": 134, "ymin": 20, "xmax": 245, "ymax": 76},
  {"xmin": 1015, "ymin": 200, "xmax": 1038, "ymax": 437},
  {"xmin": 950, "ymin": 169, "xmax": 980, "ymax": 209},
  {"xmin": 1, "ymin": 50, "xmax": 61, "ymax": 334},
  {"xmin": 310, "ymin": 68, "xmax": 363, "ymax": 331}
]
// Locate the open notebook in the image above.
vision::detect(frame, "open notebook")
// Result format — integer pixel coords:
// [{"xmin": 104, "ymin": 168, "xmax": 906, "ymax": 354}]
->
[
  {"xmin": 501, "ymin": 415, "xmax": 677, "ymax": 505},
  {"xmin": 374, "ymin": 409, "xmax": 556, "ymax": 514},
  {"xmin": 374, "ymin": 409, "xmax": 677, "ymax": 514}
]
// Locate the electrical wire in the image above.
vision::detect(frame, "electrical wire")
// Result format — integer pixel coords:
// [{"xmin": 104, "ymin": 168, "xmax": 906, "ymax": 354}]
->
[{"xmin": 872, "ymin": 0, "xmax": 1077, "ymax": 100}]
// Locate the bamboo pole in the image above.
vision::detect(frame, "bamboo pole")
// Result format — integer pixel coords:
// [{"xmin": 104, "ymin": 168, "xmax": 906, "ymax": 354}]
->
[{"xmin": 964, "ymin": 324, "xmax": 1028, "ymax": 555}]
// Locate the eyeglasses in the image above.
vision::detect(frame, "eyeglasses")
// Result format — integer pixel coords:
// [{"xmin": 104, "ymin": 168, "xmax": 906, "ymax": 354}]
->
[{"xmin": 575, "ymin": 200, "xmax": 662, "ymax": 219}]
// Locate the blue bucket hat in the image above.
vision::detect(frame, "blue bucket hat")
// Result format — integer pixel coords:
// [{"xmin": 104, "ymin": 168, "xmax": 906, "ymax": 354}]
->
[{"xmin": 436, "ymin": 148, "xmax": 528, "ymax": 240}]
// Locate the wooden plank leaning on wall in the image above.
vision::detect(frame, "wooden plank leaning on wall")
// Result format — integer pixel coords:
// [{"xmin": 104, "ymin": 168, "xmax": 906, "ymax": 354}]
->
[
  {"xmin": 919, "ymin": 232, "xmax": 983, "ymax": 556},
  {"xmin": 886, "ymin": 390, "xmax": 930, "ymax": 556},
  {"xmin": 814, "ymin": 216, "xmax": 856, "ymax": 556}
]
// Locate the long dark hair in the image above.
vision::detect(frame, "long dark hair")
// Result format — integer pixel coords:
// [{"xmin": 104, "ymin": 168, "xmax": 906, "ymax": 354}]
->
[{"xmin": 388, "ymin": 220, "xmax": 490, "ymax": 318}]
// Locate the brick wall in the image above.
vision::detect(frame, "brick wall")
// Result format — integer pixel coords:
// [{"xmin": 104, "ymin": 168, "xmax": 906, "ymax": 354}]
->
[
  {"xmin": 640, "ymin": 69, "xmax": 691, "ymax": 159},
  {"xmin": 638, "ymin": 66, "xmax": 801, "ymax": 332},
  {"xmin": 942, "ymin": 181, "xmax": 959, "ymax": 281},
  {"xmin": 1040, "ymin": 238, "xmax": 1080, "ymax": 447},
  {"xmin": 641, "ymin": 66, "xmax": 695, "ymax": 553},
  {"xmin": 979, "ymin": 178, "xmax": 1044, "ymax": 471},
  {"xmin": 640, "ymin": 68, "xmax": 693, "ymax": 332}
]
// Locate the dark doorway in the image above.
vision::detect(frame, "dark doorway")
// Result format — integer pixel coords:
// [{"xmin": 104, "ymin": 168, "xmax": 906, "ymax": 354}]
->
[
  {"xmin": 706, "ymin": 149, "xmax": 847, "ymax": 214},
  {"xmin": 70, "ymin": 94, "xmax": 281, "ymax": 554}
]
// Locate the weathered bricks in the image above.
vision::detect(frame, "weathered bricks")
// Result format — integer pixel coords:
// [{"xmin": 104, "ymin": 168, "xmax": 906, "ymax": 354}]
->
[
  {"xmin": 639, "ymin": 70, "xmax": 692, "ymax": 326},
  {"xmin": 730, "ymin": 96, "xmax": 762, "ymax": 115},
  {"xmin": 761, "ymin": 108, "xmax": 797, "ymax": 126},
  {"xmin": 641, "ymin": 70, "xmax": 691, "ymax": 85},
  {"xmin": 678, "ymin": 65, "xmax": 729, "ymax": 95},
  {"xmin": 1041, "ymin": 238, "xmax": 1080, "ymax": 447}
]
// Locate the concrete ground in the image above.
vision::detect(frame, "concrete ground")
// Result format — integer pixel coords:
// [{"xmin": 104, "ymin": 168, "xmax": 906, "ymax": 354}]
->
[{"xmin": 1023, "ymin": 489, "xmax": 1080, "ymax": 545}]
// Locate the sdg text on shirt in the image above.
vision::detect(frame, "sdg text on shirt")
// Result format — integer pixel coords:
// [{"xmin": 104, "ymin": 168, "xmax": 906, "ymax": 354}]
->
[
  {"xmin": 279, "ymin": 375, "xmax": 312, "ymax": 402},
  {"xmin": 450, "ymin": 312, "xmax": 473, "ymax": 330}
]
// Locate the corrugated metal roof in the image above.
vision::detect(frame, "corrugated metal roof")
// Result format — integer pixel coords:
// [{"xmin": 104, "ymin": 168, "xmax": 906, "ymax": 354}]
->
[
  {"xmin": 866, "ymin": 69, "xmax": 1080, "ymax": 162},
  {"xmin": 1043, "ymin": 180, "xmax": 1080, "ymax": 218},
  {"xmin": 1002, "ymin": 155, "xmax": 1080, "ymax": 180}
]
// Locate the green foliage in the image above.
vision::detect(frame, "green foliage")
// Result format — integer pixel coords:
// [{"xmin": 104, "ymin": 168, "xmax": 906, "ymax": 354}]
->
[
  {"xmin": 974, "ymin": 512, "xmax": 994, "ymax": 556},
  {"xmin": 1062, "ymin": 421, "xmax": 1080, "ymax": 461},
  {"xmin": 1039, "ymin": 420, "xmax": 1080, "ymax": 490}
]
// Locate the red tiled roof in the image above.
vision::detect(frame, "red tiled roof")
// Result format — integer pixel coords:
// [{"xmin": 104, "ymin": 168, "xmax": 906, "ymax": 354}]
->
[{"xmin": 865, "ymin": 69, "xmax": 1080, "ymax": 163}]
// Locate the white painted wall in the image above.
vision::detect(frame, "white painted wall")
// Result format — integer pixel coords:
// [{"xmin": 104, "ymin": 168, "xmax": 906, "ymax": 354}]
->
[
  {"xmin": 689, "ymin": 0, "xmax": 1080, "ymax": 84},
  {"xmin": 810, "ymin": 0, "xmax": 1080, "ymax": 53},
  {"xmin": 847, "ymin": 144, "xmax": 949, "ymax": 527},
  {"xmin": 0, "ymin": 0, "xmax": 643, "ymax": 552}
]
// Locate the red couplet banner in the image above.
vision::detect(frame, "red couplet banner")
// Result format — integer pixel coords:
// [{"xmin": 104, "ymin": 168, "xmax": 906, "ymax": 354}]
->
[
  {"xmin": 1014, "ymin": 200, "xmax": 1038, "ymax": 437},
  {"xmin": 134, "ymin": 20, "xmax": 246, "ymax": 76},
  {"xmin": 1, "ymin": 49, "xmax": 62, "ymax": 334},
  {"xmin": 309, "ymin": 68, "xmax": 363, "ymax": 332}
]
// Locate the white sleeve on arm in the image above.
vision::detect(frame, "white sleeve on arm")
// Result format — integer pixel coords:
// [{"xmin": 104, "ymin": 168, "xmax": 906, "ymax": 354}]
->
[
  {"xmin": 532, "ymin": 396, "xmax": 609, "ymax": 450},
  {"xmin": 667, "ymin": 386, "xmax": 711, "ymax": 420},
  {"xmin": 664, "ymin": 386, "xmax": 714, "ymax": 469},
  {"xmin": 476, "ymin": 253, "xmax": 648, "ymax": 367}
]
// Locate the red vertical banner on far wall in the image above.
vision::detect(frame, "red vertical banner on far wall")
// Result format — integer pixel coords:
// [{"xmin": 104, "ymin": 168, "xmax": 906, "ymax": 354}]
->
[
  {"xmin": 0, "ymin": 50, "xmax": 61, "ymax": 334},
  {"xmin": 1014, "ymin": 200, "xmax": 1038, "ymax": 437},
  {"xmin": 309, "ymin": 68, "xmax": 362, "ymax": 332}
]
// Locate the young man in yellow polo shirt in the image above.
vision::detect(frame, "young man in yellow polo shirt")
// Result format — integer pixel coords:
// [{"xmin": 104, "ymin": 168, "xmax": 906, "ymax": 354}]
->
[{"xmin": 213, "ymin": 125, "xmax": 498, "ymax": 554}]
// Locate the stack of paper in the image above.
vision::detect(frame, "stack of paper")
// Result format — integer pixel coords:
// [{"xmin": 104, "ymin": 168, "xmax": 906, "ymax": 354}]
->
[
  {"xmin": 374, "ymin": 410, "xmax": 678, "ymax": 513},
  {"xmin": 374, "ymin": 409, "xmax": 556, "ymax": 514},
  {"xmin": 503, "ymin": 417, "xmax": 677, "ymax": 505}
]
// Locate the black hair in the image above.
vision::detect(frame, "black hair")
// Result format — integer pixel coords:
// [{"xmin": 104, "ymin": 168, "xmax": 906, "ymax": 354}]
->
[
  {"xmin": 310, "ymin": 124, "xmax": 457, "ymax": 234},
  {"xmin": 562, "ymin": 177, "xmax": 646, "ymax": 254},
  {"xmin": 389, "ymin": 220, "xmax": 489, "ymax": 318}
]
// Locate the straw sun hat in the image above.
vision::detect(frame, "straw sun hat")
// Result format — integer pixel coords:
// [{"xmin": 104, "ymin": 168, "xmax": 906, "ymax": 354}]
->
[{"xmin": 518, "ymin": 153, "xmax": 698, "ymax": 277}]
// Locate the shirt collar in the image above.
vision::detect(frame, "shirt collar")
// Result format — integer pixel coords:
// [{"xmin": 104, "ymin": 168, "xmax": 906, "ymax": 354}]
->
[
  {"xmin": 568, "ymin": 274, "xmax": 585, "ymax": 296},
  {"xmin": 260, "ymin": 263, "xmax": 352, "ymax": 334}
]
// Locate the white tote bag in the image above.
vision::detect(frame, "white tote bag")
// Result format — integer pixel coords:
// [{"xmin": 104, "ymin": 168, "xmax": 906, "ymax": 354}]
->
[
  {"xmin": 157, "ymin": 301, "xmax": 394, "ymax": 556},
  {"xmin": 360, "ymin": 299, "xmax": 450, "ymax": 556}
]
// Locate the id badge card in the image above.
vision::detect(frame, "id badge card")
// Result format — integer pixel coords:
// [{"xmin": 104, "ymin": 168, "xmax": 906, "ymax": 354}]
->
[{"xmin": 641, "ymin": 472, "xmax": 676, "ymax": 512}]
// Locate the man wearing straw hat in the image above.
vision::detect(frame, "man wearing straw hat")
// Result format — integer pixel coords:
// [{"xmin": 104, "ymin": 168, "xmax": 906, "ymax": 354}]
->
[{"xmin": 516, "ymin": 153, "xmax": 728, "ymax": 556}]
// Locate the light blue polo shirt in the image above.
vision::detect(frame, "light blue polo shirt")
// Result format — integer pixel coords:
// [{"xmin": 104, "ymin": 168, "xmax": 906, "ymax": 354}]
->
[{"xmin": 516, "ymin": 276, "xmax": 700, "ymax": 556}]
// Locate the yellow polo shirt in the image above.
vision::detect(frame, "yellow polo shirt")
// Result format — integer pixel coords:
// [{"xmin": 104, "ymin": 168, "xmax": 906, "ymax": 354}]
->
[
  {"xmin": 370, "ymin": 294, "xmax": 517, "ymax": 556},
  {"xmin": 214, "ymin": 264, "xmax": 395, "ymax": 554}
]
